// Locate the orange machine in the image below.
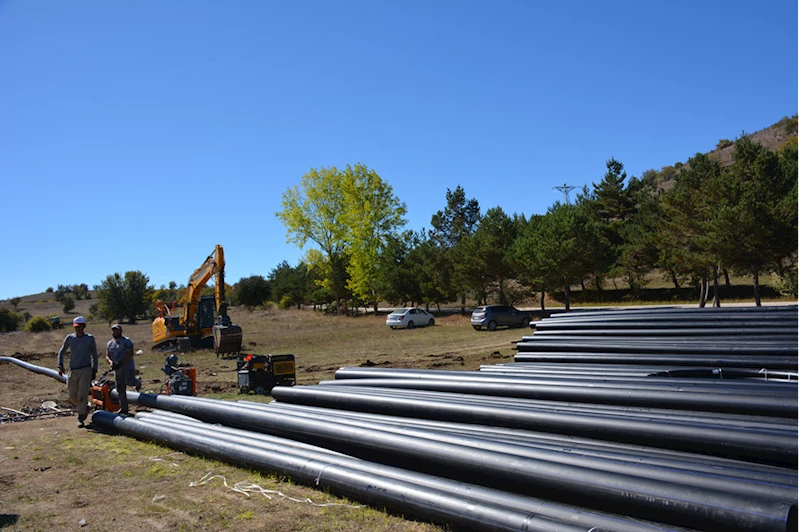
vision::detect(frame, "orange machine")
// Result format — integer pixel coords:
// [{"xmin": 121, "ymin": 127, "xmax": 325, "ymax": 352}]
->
[{"xmin": 90, "ymin": 372, "xmax": 120, "ymax": 412}]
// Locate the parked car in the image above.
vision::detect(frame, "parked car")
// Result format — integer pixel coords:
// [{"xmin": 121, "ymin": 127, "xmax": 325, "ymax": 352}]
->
[
  {"xmin": 386, "ymin": 308, "xmax": 435, "ymax": 329},
  {"xmin": 471, "ymin": 304, "xmax": 531, "ymax": 331}
]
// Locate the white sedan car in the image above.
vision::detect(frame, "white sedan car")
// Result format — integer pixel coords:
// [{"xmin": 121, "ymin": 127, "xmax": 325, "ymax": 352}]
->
[{"xmin": 386, "ymin": 308, "xmax": 435, "ymax": 329}]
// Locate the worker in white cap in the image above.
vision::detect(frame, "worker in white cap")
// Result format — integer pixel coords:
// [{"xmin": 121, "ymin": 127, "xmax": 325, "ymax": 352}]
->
[{"xmin": 57, "ymin": 316, "xmax": 98, "ymax": 428}]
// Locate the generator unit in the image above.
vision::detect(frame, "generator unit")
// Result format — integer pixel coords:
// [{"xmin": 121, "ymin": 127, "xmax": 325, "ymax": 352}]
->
[
  {"xmin": 237, "ymin": 354, "xmax": 296, "ymax": 395},
  {"xmin": 162, "ymin": 354, "xmax": 197, "ymax": 396}
]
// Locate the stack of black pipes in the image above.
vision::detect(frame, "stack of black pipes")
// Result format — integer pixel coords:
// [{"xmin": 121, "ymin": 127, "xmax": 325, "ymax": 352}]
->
[{"xmin": 92, "ymin": 305, "xmax": 797, "ymax": 532}]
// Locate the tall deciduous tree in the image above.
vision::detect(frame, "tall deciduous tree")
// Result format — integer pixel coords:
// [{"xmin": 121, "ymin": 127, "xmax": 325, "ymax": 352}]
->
[
  {"xmin": 94, "ymin": 271, "xmax": 153, "ymax": 324},
  {"xmin": 277, "ymin": 164, "xmax": 406, "ymax": 313},
  {"xmin": 340, "ymin": 164, "xmax": 407, "ymax": 312},
  {"xmin": 277, "ymin": 166, "xmax": 349, "ymax": 310}
]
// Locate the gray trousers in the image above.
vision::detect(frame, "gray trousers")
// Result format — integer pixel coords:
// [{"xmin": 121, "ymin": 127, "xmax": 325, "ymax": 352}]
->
[
  {"xmin": 114, "ymin": 367, "xmax": 140, "ymax": 413},
  {"xmin": 67, "ymin": 367, "xmax": 93, "ymax": 421}
]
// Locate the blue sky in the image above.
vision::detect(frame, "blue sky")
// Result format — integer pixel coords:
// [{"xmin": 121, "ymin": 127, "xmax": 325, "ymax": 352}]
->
[{"xmin": 1, "ymin": 1, "xmax": 796, "ymax": 301}]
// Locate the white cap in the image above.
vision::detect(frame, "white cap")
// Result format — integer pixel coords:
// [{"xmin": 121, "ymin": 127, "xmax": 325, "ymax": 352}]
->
[{"xmin": 72, "ymin": 316, "xmax": 86, "ymax": 327}]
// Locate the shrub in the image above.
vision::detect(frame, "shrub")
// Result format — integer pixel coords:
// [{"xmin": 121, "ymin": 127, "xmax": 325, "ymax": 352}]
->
[
  {"xmin": 45, "ymin": 287, "xmax": 54, "ymax": 293},
  {"xmin": 62, "ymin": 296, "xmax": 75, "ymax": 313},
  {"xmin": 25, "ymin": 315, "xmax": 52, "ymax": 333},
  {"xmin": 278, "ymin": 295, "xmax": 293, "ymax": 310},
  {"xmin": 716, "ymin": 139, "xmax": 733, "ymax": 150},
  {"xmin": 770, "ymin": 266, "xmax": 798, "ymax": 298},
  {"xmin": 0, "ymin": 308, "xmax": 23, "ymax": 332}
]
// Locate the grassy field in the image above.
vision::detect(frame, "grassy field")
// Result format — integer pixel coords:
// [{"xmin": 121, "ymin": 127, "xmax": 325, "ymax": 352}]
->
[{"xmin": 0, "ymin": 301, "xmax": 528, "ymax": 532}]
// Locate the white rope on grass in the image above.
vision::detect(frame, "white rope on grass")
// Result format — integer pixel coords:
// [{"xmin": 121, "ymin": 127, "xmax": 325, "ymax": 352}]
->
[
  {"xmin": 190, "ymin": 471, "xmax": 363, "ymax": 508},
  {"xmin": 149, "ymin": 452, "xmax": 184, "ymax": 467}
]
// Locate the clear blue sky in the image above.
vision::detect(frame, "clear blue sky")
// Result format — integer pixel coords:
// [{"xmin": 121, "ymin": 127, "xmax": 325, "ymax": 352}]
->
[{"xmin": 1, "ymin": 1, "xmax": 796, "ymax": 301}]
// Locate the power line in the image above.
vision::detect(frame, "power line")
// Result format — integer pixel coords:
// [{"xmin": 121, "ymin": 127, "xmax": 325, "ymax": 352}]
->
[{"xmin": 553, "ymin": 183, "xmax": 576, "ymax": 204}]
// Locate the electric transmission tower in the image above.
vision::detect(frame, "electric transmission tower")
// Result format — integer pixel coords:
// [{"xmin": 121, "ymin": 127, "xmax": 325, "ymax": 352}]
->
[{"xmin": 553, "ymin": 183, "xmax": 576, "ymax": 204}]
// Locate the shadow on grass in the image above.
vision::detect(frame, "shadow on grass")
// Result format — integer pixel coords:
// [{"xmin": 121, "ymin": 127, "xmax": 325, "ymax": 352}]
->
[{"xmin": 0, "ymin": 515, "xmax": 19, "ymax": 528}]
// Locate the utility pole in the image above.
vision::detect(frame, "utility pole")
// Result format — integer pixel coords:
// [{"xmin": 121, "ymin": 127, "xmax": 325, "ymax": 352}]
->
[{"xmin": 553, "ymin": 183, "xmax": 576, "ymax": 204}]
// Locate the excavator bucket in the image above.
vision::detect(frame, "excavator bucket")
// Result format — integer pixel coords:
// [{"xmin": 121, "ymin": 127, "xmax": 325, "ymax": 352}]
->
[{"xmin": 213, "ymin": 323, "xmax": 242, "ymax": 357}]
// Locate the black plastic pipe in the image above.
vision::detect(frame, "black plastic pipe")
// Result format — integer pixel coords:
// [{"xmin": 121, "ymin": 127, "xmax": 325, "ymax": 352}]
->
[
  {"xmin": 333, "ymin": 367, "xmax": 797, "ymax": 396},
  {"xmin": 319, "ymin": 376, "xmax": 797, "ymax": 418},
  {"xmin": 545, "ymin": 306, "xmax": 797, "ymax": 319},
  {"xmin": 236, "ymin": 401, "xmax": 798, "ymax": 503},
  {"xmin": 529, "ymin": 328, "xmax": 798, "ymax": 337},
  {"xmin": 307, "ymin": 384, "xmax": 797, "ymax": 432},
  {"xmin": 91, "ymin": 411, "xmax": 595, "ymax": 532},
  {"xmin": 135, "ymin": 411, "xmax": 700, "ymax": 532},
  {"xmin": 270, "ymin": 386, "xmax": 797, "ymax": 467},
  {"xmin": 115, "ymin": 393, "xmax": 796, "ymax": 532},
  {"xmin": 513, "ymin": 353, "xmax": 798, "ymax": 369},
  {"xmin": 480, "ymin": 364, "xmax": 799, "ymax": 381},
  {"xmin": 262, "ymin": 402, "xmax": 798, "ymax": 487},
  {"xmin": 515, "ymin": 340, "xmax": 797, "ymax": 355}
]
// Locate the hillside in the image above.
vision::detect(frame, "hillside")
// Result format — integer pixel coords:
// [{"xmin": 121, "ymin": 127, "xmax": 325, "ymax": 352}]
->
[{"xmin": 658, "ymin": 115, "xmax": 797, "ymax": 190}]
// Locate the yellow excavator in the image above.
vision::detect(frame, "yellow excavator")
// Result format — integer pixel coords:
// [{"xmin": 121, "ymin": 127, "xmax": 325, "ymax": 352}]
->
[{"xmin": 152, "ymin": 244, "xmax": 243, "ymax": 356}]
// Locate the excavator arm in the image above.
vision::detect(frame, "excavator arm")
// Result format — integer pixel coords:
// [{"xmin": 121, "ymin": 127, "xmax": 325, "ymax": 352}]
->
[{"xmin": 184, "ymin": 244, "xmax": 225, "ymax": 333}]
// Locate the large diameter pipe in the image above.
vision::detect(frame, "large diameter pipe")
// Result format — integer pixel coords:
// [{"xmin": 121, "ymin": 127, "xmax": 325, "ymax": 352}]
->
[
  {"xmin": 514, "ymin": 340, "xmax": 797, "ymax": 355},
  {"xmin": 531, "ymin": 328, "xmax": 798, "ymax": 337},
  {"xmin": 237, "ymin": 401, "xmax": 798, "ymax": 504},
  {"xmin": 334, "ymin": 366, "xmax": 798, "ymax": 392},
  {"xmin": 0, "ymin": 356, "xmax": 66, "ymax": 384},
  {"xmin": 319, "ymin": 377, "xmax": 797, "ymax": 418},
  {"xmin": 136, "ymin": 412, "xmax": 698, "ymax": 532},
  {"xmin": 513, "ymin": 353, "xmax": 798, "ymax": 369},
  {"xmin": 91, "ymin": 411, "xmax": 592, "ymax": 532},
  {"xmin": 333, "ymin": 366, "xmax": 798, "ymax": 396},
  {"xmin": 315, "ymin": 385, "xmax": 796, "ymax": 432},
  {"xmin": 270, "ymin": 386, "xmax": 797, "ymax": 467},
  {"xmin": 117, "ymin": 393, "xmax": 796, "ymax": 532},
  {"xmin": 262, "ymin": 402, "xmax": 798, "ymax": 487}
]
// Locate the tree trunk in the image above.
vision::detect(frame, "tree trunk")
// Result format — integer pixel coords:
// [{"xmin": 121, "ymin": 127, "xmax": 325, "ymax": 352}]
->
[
  {"xmin": 460, "ymin": 294, "xmax": 466, "ymax": 315},
  {"xmin": 540, "ymin": 290, "xmax": 546, "ymax": 312},
  {"xmin": 753, "ymin": 271, "xmax": 762, "ymax": 306},
  {"xmin": 723, "ymin": 269, "xmax": 731, "ymax": 287},
  {"xmin": 563, "ymin": 279, "xmax": 571, "ymax": 311},
  {"xmin": 712, "ymin": 265, "xmax": 721, "ymax": 307},
  {"xmin": 671, "ymin": 270, "xmax": 680, "ymax": 289},
  {"xmin": 698, "ymin": 275, "xmax": 708, "ymax": 308},
  {"xmin": 373, "ymin": 300, "xmax": 379, "ymax": 315},
  {"xmin": 580, "ymin": 279, "xmax": 586, "ymax": 291}
]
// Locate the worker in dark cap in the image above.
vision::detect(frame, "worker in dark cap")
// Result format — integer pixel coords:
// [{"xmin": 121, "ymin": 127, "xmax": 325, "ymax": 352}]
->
[
  {"xmin": 57, "ymin": 316, "xmax": 98, "ymax": 428},
  {"xmin": 105, "ymin": 324, "xmax": 140, "ymax": 415}
]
